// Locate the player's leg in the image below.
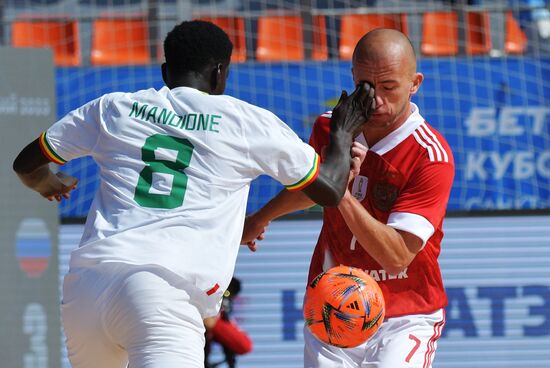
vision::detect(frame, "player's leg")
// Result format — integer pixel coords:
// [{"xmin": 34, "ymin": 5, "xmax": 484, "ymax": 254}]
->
[
  {"xmin": 360, "ymin": 309, "xmax": 445, "ymax": 368},
  {"xmin": 61, "ymin": 267, "xmax": 128, "ymax": 368},
  {"xmin": 105, "ymin": 269, "xmax": 206, "ymax": 368},
  {"xmin": 303, "ymin": 324, "xmax": 365, "ymax": 368}
]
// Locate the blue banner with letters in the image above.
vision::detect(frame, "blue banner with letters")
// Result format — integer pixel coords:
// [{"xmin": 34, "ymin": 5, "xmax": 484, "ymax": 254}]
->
[
  {"xmin": 219, "ymin": 217, "xmax": 550, "ymax": 367},
  {"xmin": 55, "ymin": 57, "xmax": 550, "ymax": 218},
  {"xmin": 58, "ymin": 217, "xmax": 550, "ymax": 367}
]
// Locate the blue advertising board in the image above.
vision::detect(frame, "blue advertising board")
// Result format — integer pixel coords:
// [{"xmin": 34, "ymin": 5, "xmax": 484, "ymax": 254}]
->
[
  {"xmin": 59, "ymin": 215, "xmax": 550, "ymax": 367},
  {"xmin": 54, "ymin": 57, "xmax": 550, "ymax": 217},
  {"xmin": 211, "ymin": 216, "xmax": 550, "ymax": 368}
]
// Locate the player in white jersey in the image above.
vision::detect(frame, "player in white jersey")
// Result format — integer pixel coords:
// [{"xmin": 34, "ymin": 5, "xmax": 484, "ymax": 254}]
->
[{"xmin": 13, "ymin": 20, "xmax": 376, "ymax": 368}]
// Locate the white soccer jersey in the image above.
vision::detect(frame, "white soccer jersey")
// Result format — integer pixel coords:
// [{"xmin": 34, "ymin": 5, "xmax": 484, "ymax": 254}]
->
[{"xmin": 40, "ymin": 86, "xmax": 320, "ymax": 316}]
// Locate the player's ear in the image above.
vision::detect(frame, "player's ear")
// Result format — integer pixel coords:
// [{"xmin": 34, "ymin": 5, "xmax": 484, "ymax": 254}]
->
[
  {"xmin": 209, "ymin": 64, "xmax": 220, "ymax": 93},
  {"xmin": 211, "ymin": 63, "xmax": 228, "ymax": 95},
  {"xmin": 410, "ymin": 72, "xmax": 423, "ymax": 96}
]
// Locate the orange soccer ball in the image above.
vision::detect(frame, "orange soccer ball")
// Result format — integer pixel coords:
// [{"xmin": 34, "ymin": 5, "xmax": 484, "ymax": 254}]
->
[{"xmin": 303, "ymin": 265, "xmax": 385, "ymax": 348}]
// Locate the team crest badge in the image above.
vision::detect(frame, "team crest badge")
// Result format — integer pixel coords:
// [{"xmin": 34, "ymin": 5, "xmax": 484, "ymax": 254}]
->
[
  {"xmin": 373, "ymin": 182, "xmax": 399, "ymax": 212},
  {"xmin": 351, "ymin": 175, "xmax": 368, "ymax": 201}
]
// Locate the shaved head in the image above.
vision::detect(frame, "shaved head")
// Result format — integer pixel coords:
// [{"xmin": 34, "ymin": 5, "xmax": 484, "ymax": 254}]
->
[
  {"xmin": 353, "ymin": 28, "xmax": 417, "ymax": 76},
  {"xmin": 350, "ymin": 28, "xmax": 423, "ymax": 142}
]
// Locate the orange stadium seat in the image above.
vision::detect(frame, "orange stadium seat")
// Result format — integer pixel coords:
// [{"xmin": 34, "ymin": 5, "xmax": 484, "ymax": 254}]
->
[
  {"xmin": 199, "ymin": 17, "xmax": 247, "ymax": 63},
  {"xmin": 339, "ymin": 14, "xmax": 408, "ymax": 60},
  {"xmin": 421, "ymin": 11, "xmax": 459, "ymax": 56},
  {"xmin": 12, "ymin": 19, "xmax": 81, "ymax": 66},
  {"xmin": 256, "ymin": 15, "xmax": 327, "ymax": 62},
  {"xmin": 505, "ymin": 11, "xmax": 527, "ymax": 54},
  {"xmin": 311, "ymin": 16, "xmax": 328, "ymax": 61},
  {"xmin": 257, "ymin": 15, "xmax": 304, "ymax": 61},
  {"xmin": 466, "ymin": 11, "xmax": 492, "ymax": 55},
  {"xmin": 91, "ymin": 18, "xmax": 150, "ymax": 65}
]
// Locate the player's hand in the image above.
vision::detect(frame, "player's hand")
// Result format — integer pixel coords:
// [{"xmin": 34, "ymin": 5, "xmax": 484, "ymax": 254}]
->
[
  {"xmin": 357, "ymin": 81, "xmax": 377, "ymax": 121},
  {"xmin": 41, "ymin": 172, "xmax": 78, "ymax": 202},
  {"xmin": 331, "ymin": 82, "xmax": 376, "ymax": 137},
  {"xmin": 241, "ymin": 214, "xmax": 269, "ymax": 252},
  {"xmin": 323, "ymin": 142, "xmax": 365, "ymax": 184},
  {"xmin": 349, "ymin": 141, "xmax": 368, "ymax": 184}
]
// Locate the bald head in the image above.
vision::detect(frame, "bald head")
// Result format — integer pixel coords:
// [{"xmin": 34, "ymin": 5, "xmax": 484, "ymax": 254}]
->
[
  {"xmin": 350, "ymin": 28, "xmax": 424, "ymax": 137},
  {"xmin": 353, "ymin": 28, "xmax": 417, "ymax": 75}
]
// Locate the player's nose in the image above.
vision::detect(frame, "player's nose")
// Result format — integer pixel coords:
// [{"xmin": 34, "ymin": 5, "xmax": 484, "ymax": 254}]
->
[{"xmin": 374, "ymin": 94, "xmax": 384, "ymax": 107}]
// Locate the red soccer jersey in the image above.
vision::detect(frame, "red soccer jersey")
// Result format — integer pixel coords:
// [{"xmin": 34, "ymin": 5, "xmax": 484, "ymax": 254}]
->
[{"xmin": 307, "ymin": 103, "xmax": 455, "ymax": 318}]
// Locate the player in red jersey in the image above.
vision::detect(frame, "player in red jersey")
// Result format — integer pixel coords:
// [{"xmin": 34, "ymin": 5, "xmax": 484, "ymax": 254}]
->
[{"xmin": 242, "ymin": 28, "xmax": 454, "ymax": 368}]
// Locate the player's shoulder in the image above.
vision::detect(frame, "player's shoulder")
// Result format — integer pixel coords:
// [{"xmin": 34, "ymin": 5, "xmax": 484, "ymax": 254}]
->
[
  {"xmin": 124, "ymin": 87, "xmax": 165, "ymax": 100},
  {"xmin": 217, "ymin": 93, "xmax": 249, "ymax": 110},
  {"xmin": 100, "ymin": 87, "xmax": 160, "ymax": 106},
  {"xmin": 313, "ymin": 110, "xmax": 332, "ymax": 126},
  {"xmin": 410, "ymin": 120, "xmax": 454, "ymax": 165},
  {"xmin": 307, "ymin": 111, "xmax": 332, "ymax": 141},
  {"xmin": 402, "ymin": 103, "xmax": 452, "ymax": 164},
  {"xmin": 223, "ymin": 94, "xmax": 281, "ymax": 121},
  {"xmin": 319, "ymin": 111, "xmax": 332, "ymax": 119},
  {"xmin": 318, "ymin": 110, "xmax": 332, "ymax": 121}
]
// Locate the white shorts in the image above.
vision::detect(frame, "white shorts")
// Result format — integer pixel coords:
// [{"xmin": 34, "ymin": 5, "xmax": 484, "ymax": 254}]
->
[
  {"xmin": 61, "ymin": 263, "xmax": 206, "ymax": 368},
  {"xmin": 304, "ymin": 309, "xmax": 445, "ymax": 368}
]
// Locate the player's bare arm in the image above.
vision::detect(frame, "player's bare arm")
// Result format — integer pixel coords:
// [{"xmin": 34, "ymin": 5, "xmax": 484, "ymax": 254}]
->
[
  {"xmin": 241, "ymin": 83, "xmax": 374, "ymax": 249},
  {"xmin": 337, "ymin": 192, "xmax": 423, "ymax": 275},
  {"xmin": 241, "ymin": 189, "xmax": 312, "ymax": 251},
  {"xmin": 241, "ymin": 141, "xmax": 368, "ymax": 250},
  {"xmin": 13, "ymin": 138, "xmax": 78, "ymax": 202},
  {"xmin": 302, "ymin": 82, "xmax": 375, "ymax": 207}
]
